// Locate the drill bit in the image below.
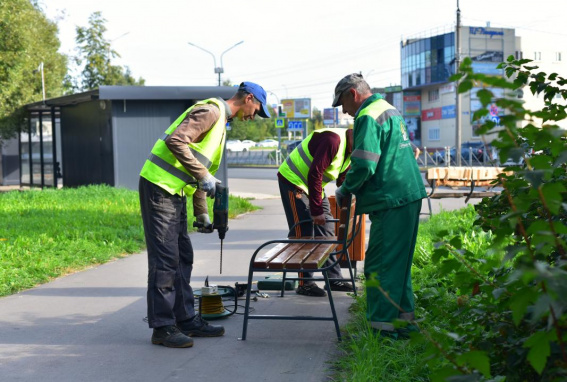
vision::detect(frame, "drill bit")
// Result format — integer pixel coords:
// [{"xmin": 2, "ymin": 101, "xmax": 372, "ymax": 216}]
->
[{"xmin": 219, "ymin": 239, "xmax": 223, "ymax": 274}]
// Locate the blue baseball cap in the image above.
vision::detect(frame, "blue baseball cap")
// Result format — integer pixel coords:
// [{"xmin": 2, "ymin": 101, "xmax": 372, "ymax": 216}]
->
[{"xmin": 239, "ymin": 81, "xmax": 271, "ymax": 118}]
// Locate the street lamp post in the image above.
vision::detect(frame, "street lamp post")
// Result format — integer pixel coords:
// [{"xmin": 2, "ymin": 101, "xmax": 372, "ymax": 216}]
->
[
  {"xmin": 455, "ymin": 0, "xmax": 462, "ymax": 166},
  {"xmin": 187, "ymin": 41, "xmax": 244, "ymax": 86},
  {"xmin": 108, "ymin": 32, "xmax": 130, "ymax": 62},
  {"xmin": 267, "ymin": 90, "xmax": 283, "ymax": 153},
  {"xmin": 33, "ymin": 62, "xmax": 45, "ymax": 103},
  {"xmin": 281, "ymin": 84, "xmax": 289, "ymax": 99}
]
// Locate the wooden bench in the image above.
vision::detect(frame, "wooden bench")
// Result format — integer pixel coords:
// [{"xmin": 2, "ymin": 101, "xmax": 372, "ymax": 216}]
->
[
  {"xmin": 240, "ymin": 195, "xmax": 360, "ymax": 341},
  {"xmin": 424, "ymin": 166, "xmax": 507, "ymax": 216}
]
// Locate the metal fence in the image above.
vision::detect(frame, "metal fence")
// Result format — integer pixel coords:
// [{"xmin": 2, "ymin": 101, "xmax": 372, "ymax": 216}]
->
[
  {"xmin": 226, "ymin": 149, "xmax": 284, "ymax": 166},
  {"xmin": 417, "ymin": 146, "xmax": 500, "ymax": 167},
  {"xmin": 226, "ymin": 147, "xmax": 501, "ymax": 168}
]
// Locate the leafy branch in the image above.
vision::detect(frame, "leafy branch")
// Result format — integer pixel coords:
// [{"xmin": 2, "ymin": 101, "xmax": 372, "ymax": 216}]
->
[{"xmin": 423, "ymin": 56, "xmax": 567, "ymax": 380}]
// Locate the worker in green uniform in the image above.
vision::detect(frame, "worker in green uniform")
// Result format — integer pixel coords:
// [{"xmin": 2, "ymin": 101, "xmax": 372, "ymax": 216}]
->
[{"xmin": 332, "ymin": 73, "xmax": 427, "ymax": 339}]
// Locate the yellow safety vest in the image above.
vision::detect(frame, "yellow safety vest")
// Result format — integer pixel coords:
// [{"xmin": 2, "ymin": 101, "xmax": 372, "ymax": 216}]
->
[
  {"xmin": 279, "ymin": 128, "xmax": 350, "ymax": 194},
  {"xmin": 140, "ymin": 98, "xmax": 227, "ymax": 196}
]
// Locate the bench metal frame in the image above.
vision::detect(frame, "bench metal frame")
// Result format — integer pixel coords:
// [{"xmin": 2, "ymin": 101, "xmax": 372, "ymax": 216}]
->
[
  {"xmin": 240, "ymin": 195, "xmax": 360, "ymax": 341},
  {"xmin": 422, "ymin": 167, "xmax": 503, "ymax": 216}
]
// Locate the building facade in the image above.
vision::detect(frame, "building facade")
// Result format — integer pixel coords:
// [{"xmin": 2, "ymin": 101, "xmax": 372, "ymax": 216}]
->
[
  {"xmin": 22, "ymin": 86, "xmax": 237, "ymax": 190},
  {"xmin": 516, "ymin": 33, "xmax": 567, "ymax": 130},
  {"xmin": 400, "ymin": 25, "xmax": 518, "ymax": 150}
]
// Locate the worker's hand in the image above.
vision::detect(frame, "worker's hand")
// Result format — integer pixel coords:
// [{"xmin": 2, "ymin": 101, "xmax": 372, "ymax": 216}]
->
[
  {"xmin": 335, "ymin": 186, "xmax": 349, "ymax": 208},
  {"xmin": 195, "ymin": 213, "xmax": 214, "ymax": 233},
  {"xmin": 311, "ymin": 214, "xmax": 326, "ymax": 226},
  {"xmin": 198, "ymin": 173, "xmax": 221, "ymax": 198}
]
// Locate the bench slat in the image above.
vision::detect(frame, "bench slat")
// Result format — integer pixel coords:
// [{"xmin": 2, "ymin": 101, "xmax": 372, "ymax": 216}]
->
[
  {"xmin": 301, "ymin": 243, "xmax": 338, "ymax": 269},
  {"xmin": 430, "ymin": 191, "xmax": 498, "ymax": 199},
  {"xmin": 282, "ymin": 236, "xmax": 338, "ymax": 269},
  {"xmin": 253, "ymin": 243, "xmax": 290, "ymax": 268},
  {"xmin": 284, "ymin": 243, "xmax": 321, "ymax": 269},
  {"xmin": 437, "ymin": 179, "xmax": 496, "ymax": 188},
  {"xmin": 267, "ymin": 243, "xmax": 307, "ymax": 269}
]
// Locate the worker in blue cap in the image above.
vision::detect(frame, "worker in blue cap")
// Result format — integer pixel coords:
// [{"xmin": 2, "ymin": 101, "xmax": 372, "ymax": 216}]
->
[{"xmin": 139, "ymin": 82, "xmax": 270, "ymax": 348}]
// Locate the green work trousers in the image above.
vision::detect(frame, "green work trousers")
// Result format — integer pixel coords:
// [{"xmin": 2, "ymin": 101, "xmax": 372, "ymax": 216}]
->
[{"xmin": 365, "ymin": 199, "xmax": 422, "ymax": 331}]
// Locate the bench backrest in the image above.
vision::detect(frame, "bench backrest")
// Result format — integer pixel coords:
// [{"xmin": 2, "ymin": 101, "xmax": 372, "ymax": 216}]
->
[
  {"xmin": 426, "ymin": 166, "xmax": 507, "ymax": 187},
  {"xmin": 337, "ymin": 194, "xmax": 357, "ymax": 246}
]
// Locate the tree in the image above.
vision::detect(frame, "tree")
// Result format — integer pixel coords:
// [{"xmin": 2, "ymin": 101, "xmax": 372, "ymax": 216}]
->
[
  {"xmin": 0, "ymin": 0, "xmax": 67, "ymax": 142},
  {"xmin": 71, "ymin": 11, "xmax": 144, "ymax": 91}
]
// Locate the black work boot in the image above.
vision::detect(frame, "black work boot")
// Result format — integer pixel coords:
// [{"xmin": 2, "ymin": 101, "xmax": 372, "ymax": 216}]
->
[
  {"xmin": 330, "ymin": 281, "xmax": 354, "ymax": 292},
  {"xmin": 151, "ymin": 325, "xmax": 194, "ymax": 348},
  {"xmin": 295, "ymin": 283, "xmax": 327, "ymax": 297},
  {"xmin": 177, "ymin": 314, "xmax": 225, "ymax": 337}
]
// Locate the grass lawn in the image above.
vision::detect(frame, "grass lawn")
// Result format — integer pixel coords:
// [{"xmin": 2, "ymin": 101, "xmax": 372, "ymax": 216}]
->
[{"xmin": 0, "ymin": 185, "xmax": 259, "ymax": 297}]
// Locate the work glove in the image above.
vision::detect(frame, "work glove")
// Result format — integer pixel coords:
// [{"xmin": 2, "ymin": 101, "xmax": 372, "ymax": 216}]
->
[
  {"xmin": 195, "ymin": 213, "xmax": 214, "ymax": 233},
  {"xmin": 311, "ymin": 213, "xmax": 326, "ymax": 226},
  {"xmin": 335, "ymin": 186, "xmax": 349, "ymax": 208},
  {"xmin": 198, "ymin": 173, "xmax": 221, "ymax": 198}
]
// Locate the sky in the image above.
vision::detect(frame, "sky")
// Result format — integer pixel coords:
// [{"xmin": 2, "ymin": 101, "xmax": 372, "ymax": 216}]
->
[{"xmin": 38, "ymin": 0, "xmax": 567, "ymax": 112}]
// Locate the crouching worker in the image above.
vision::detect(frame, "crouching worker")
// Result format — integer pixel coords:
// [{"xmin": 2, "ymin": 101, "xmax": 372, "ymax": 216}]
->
[
  {"xmin": 139, "ymin": 82, "xmax": 271, "ymax": 347},
  {"xmin": 277, "ymin": 127, "xmax": 355, "ymax": 297}
]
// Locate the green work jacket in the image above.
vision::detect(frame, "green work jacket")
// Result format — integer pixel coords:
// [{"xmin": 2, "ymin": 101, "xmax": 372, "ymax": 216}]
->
[{"xmin": 342, "ymin": 94, "xmax": 426, "ymax": 213}]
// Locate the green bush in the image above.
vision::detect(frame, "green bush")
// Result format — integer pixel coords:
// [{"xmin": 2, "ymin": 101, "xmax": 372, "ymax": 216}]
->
[{"xmin": 422, "ymin": 57, "xmax": 567, "ymax": 381}]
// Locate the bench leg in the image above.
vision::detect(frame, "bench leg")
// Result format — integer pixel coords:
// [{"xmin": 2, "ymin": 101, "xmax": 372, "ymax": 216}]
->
[
  {"xmin": 280, "ymin": 271, "xmax": 287, "ymax": 297},
  {"xmin": 341, "ymin": 252, "xmax": 357, "ymax": 297},
  {"xmin": 323, "ymin": 271, "xmax": 342, "ymax": 341},
  {"xmin": 240, "ymin": 266, "xmax": 256, "ymax": 341},
  {"xmin": 465, "ymin": 179, "xmax": 475, "ymax": 204}
]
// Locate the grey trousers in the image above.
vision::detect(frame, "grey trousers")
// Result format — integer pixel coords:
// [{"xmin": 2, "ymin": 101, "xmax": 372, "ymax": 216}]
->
[{"xmin": 139, "ymin": 177, "xmax": 195, "ymax": 328}]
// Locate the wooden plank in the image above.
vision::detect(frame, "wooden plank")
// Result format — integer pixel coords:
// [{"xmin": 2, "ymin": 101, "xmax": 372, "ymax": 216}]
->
[
  {"xmin": 427, "ymin": 166, "xmax": 507, "ymax": 182},
  {"xmin": 438, "ymin": 179, "xmax": 496, "ymax": 188},
  {"xmin": 284, "ymin": 243, "xmax": 320, "ymax": 269},
  {"xmin": 253, "ymin": 243, "xmax": 289, "ymax": 268},
  {"xmin": 338, "ymin": 199, "xmax": 356, "ymax": 237},
  {"xmin": 430, "ymin": 191, "xmax": 499, "ymax": 199},
  {"xmin": 301, "ymin": 244, "xmax": 337, "ymax": 269},
  {"xmin": 337, "ymin": 224, "xmax": 347, "ymax": 241},
  {"xmin": 267, "ymin": 243, "xmax": 307, "ymax": 269}
]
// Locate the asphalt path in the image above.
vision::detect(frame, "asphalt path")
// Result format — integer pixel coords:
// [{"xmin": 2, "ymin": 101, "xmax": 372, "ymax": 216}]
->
[{"xmin": 0, "ymin": 168, "xmax": 484, "ymax": 382}]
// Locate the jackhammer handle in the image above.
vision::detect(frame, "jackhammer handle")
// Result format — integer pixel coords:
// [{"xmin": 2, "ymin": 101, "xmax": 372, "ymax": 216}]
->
[{"xmin": 192, "ymin": 221, "xmax": 214, "ymax": 233}]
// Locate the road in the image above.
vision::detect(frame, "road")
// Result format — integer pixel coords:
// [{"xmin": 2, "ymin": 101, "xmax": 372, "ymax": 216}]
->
[{"xmin": 226, "ymin": 167, "xmax": 478, "ymax": 216}]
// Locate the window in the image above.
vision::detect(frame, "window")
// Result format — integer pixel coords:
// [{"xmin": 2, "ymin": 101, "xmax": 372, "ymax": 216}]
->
[
  {"xmin": 556, "ymin": 52, "xmax": 562, "ymax": 61},
  {"xmin": 428, "ymin": 127, "xmax": 440, "ymax": 141},
  {"xmin": 428, "ymin": 89, "xmax": 439, "ymax": 102},
  {"xmin": 534, "ymin": 51, "xmax": 541, "ymax": 61},
  {"xmin": 515, "ymin": 51, "xmax": 523, "ymax": 60}
]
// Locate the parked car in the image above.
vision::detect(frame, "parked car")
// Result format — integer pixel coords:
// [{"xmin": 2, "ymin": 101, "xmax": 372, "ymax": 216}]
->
[
  {"xmin": 498, "ymin": 138, "xmax": 532, "ymax": 167},
  {"xmin": 434, "ymin": 141, "xmax": 491, "ymax": 163},
  {"xmin": 226, "ymin": 139, "xmax": 248, "ymax": 152},
  {"xmin": 286, "ymin": 140, "xmax": 303, "ymax": 154},
  {"xmin": 256, "ymin": 139, "xmax": 278, "ymax": 148},
  {"xmin": 241, "ymin": 140, "xmax": 256, "ymax": 150}
]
